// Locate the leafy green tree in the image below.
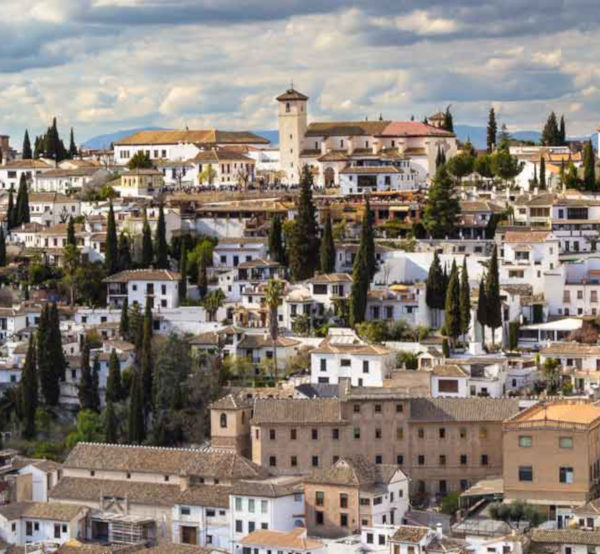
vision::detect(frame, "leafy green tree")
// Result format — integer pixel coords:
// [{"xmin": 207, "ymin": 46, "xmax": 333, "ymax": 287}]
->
[
  {"xmin": 119, "ymin": 298, "xmax": 129, "ymax": 339},
  {"xmin": 264, "ymin": 279, "xmax": 285, "ymax": 377},
  {"xmin": 490, "ymin": 149, "xmax": 524, "ymax": 185},
  {"xmin": 583, "ymin": 140, "xmax": 596, "ymax": 191},
  {"xmin": 199, "ymin": 164, "xmax": 217, "ymax": 185},
  {"xmin": 104, "ymin": 201, "xmax": 118, "ymax": 275},
  {"xmin": 127, "ymin": 368, "xmax": 145, "ymax": 443},
  {"xmin": 104, "ymin": 400, "xmax": 119, "ymax": 443},
  {"xmin": 444, "ymin": 261, "xmax": 461, "ymax": 349},
  {"xmin": 268, "ymin": 215, "xmax": 286, "ymax": 264},
  {"xmin": 73, "ymin": 261, "xmax": 106, "ymax": 307},
  {"xmin": 22, "ymin": 130, "xmax": 32, "ymax": 160},
  {"xmin": 542, "ymin": 112, "xmax": 561, "ymax": 146},
  {"xmin": 485, "ymin": 246, "xmax": 502, "ymax": 345},
  {"xmin": 288, "ymin": 165, "xmax": 320, "ymax": 280},
  {"xmin": 356, "ymin": 320, "xmax": 388, "ymax": 343},
  {"xmin": 486, "ymin": 108, "xmax": 497, "ymax": 152},
  {"xmin": 117, "ymin": 232, "xmax": 132, "ymax": 271},
  {"xmin": 474, "ymin": 154, "xmax": 493, "ymax": 179},
  {"xmin": 127, "ymin": 151, "xmax": 153, "ymax": 170},
  {"xmin": 446, "ymin": 152, "xmax": 475, "ymax": 184},
  {"xmin": 153, "ymin": 334, "xmax": 193, "ymax": 410},
  {"xmin": 66, "ymin": 410, "xmax": 102, "ymax": 448},
  {"xmin": 141, "ymin": 211, "xmax": 153, "ymax": 268},
  {"xmin": 179, "ymin": 240, "xmax": 187, "ymax": 302},
  {"xmin": 539, "ymin": 156, "xmax": 546, "ymax": 190},
  {"xmin": 459, "ymin": 257, "xmax": 471, "ymax": 340},
  {"xmin": 154, "ymin": 204, "xmax": 169, "ymax": 269},
  {"xmin": 320, "ymin": 212, "xmax": 336, "ymax": 274},
  {"xmin": 21, "ymin": 336, "xmax": 38, "ymax": 439},
  {"xmin": 423, "ymin": 165, "xmax": 460, "ymax": 238},
  {"xmin": 441, "ymin": 492, "xmax": 460, "ymax": 515},
  {"xmin": 203, "ymin": 289, "xmax": 225, "ymax": 322},
  {"xmin": 106, "ymin": 349, "xmax": 123, "ymax": 403},
  {"xmin": 426, "ymin": 252, "xmax": 445, "ymax": 328},
  {"xmin": 0, "ymin": 227, "xmax": 6, "ymax": 267}
]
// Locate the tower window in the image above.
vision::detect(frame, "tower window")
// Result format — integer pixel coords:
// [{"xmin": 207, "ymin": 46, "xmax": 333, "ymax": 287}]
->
[
  {"xmin": 286, "ymin": 103, "xmax": 290, "ymax": 113},
  {"xmin": 220, "ymin": 413, "xmax": 227, "ymax": 428}
]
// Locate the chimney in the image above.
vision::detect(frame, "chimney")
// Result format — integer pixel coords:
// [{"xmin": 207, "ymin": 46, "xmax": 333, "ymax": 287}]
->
[{"xmin": 435, "ymin": 523, "xmax": 443, "ymax": 540}]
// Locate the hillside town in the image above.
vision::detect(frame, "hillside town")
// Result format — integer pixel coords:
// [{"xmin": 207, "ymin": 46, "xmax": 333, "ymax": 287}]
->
[{"xmin": 0, "ymin": 86, "xmax": 598, "ymax": 554}]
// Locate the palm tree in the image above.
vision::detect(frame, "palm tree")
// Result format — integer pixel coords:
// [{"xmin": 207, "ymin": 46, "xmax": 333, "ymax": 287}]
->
[
  {"xmin": 202, "ymin": 289, "xmax": 225, "ymax": 322},
  {"xmin": 264, "ymin": 278, "xmax": 285, "ymax": 379}
]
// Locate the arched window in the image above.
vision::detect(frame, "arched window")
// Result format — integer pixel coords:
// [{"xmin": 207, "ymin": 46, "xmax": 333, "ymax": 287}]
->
[
  {"xmin": 286, "ymin": 102, "xmax": 291, "ymax": 113},
  {"xmin": 220, "ymin": 413, "xmax": 227, "ymax": 428}
]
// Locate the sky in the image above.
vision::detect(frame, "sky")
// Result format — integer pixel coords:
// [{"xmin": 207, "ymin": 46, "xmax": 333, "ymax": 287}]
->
[{"xmin": 2, "ymin": 0, "xmax": 600, "ymax": 144}]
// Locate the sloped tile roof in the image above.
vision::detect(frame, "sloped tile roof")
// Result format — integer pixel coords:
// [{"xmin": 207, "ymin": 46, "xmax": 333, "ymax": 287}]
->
[
  {"xmin": 251, "ymin": 398, "xmax": 343, "ymax": 424},
  {"xmin": 409, "ymin": 398, "xmax": 519, "ymax": 422}
]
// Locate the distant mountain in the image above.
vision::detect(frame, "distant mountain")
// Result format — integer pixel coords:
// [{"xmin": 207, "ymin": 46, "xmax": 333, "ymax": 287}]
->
[
  {"xmin": 253, "ymin": 130, "xmax": 279, "ymax": 145},
  {"xmin": 454, "ymin": 125, "xmax": 542, "ymax": 149},
  {"xmin": 82, "ymin": 127, "xmax": 165, "ymax": 150}
]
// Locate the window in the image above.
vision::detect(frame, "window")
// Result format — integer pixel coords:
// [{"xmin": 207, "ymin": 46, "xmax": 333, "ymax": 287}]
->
[
  {"xmin": 396, "ymin": 427, "xmax": 404, "ymax": 440},
  {"xmin": 418, "ymin": 428, "xmax": 424, "ymax": 439},
  {"xmin": 559, "ymin": 437, "xmax": 573, "ymax": 449},
  {"xmin": 206, "ymin": 509, "xmax": 215, "ymax": 517},
  {"xmin": 320, "ymin": 359, "xmax": 327, "ymax": 372},
  {"xmin": 418, "ymin": 455, "xmax": 425, "ymax": 465},
  {"xmin": 374, "ymin": 404, "xmax": 382, "ymax": 413},
  {"xmin": 164, "ymin": 475, "xmax": 170, "ymax": 482},
  {"xmin": 439, "ymin": 428, "xmax": 446, "ymax": 439},
  {"xmin": 460, "ymin": 455, "xmax": 467, "ymax": 465},
  {"xmin": 235, "ymin": 497, "xmax": 242, "ymax": 511},
  {"xmin": 396, "ymin": 403, "xmax": 403, "ymax": 413},
  {"xmin": 460, "ymin": 428, "xmax": 467, "ymax": 439},
  {"xmin": 379, "ymin": 535, "xmax": 386, "ymax": 545},
  {"xmin": 248, "ymin": 499, "xmax": 255, "ymax": 513},
  {"xmin": 220, "ymin": 413, "xmax": 227, "ymax": 428},
  {"xmin": 440, "ymin": 455, "xmax": 446, "ymax": 465},
  {"xmin": 126, "ymin": 472, "xmax": 131, "ymax": 479},
  {"xmin": 312, "ymin": 456, "xmax": 319, "ymax": 467},
  {"xmin": 481, "ymin": 454, "xmax": 488, "ymax": 466},
  {"xmin": 519, "ymin": 466, "xmax": 533, "ymax": 482},
  {"xmin": 269, "ymin": 456, "xmax": 276, "ymax": 467},
  {"xmin": 366, "ymin": 533, "xmax": 374, "ymax": 544},
  {"xmin": 360, "ymin": 497, "xmax": 370, "ymax": 506},
  {"xmin": 315, "ymin": 491, "xmax": 324, "ymax": 506},
  {"xmin": 340, "ymin": 359, "xmax": 351, "ymax": 367},
  {"xmin": 363, "ymin": 360, "xmax": 370, "ymax": 373},
  {"xmin": 354, "ymin": 427, "xmax": 360, "ymax": 439},
  {"xmin": 261, "ymin": 523, "xmax": 268, "ymax": 530},
  {"xmin": 290, "ymin": 429, "xmax": 297, "ymax": 440},
  {"xmin": 340, "ymin": 493, "xmax": 348, "ymax": 508},
  {"xmin": 291, "ymin": 456, "xmax": 297, "ymax": 467},
  {"xmin": 269, "ymin": 429, "xmax": 276, "ymax": 440},
  {"xmin": 373, "ymin": 496, "xmax": 383, "ymax": 505},
  {"xmin": 480, "ymin": 427, "xmax": 488, "ymax": 439},
  {"xmin": 316, "ymin": 511, "xmax": 324, "ymax": 525},
  {"xmin": 340, "ymin": 514, "xmax": 348, "ymax": 527},
  {"xmin": 559, "ymin": 467, "xmax": 574, "ymax": 484},
  {"xmin": 332, "ymin": 428, "xmax": 339, "ymax": 440},
  {"xmin": 312, "ymin": 429, "xmax": 318, "ymax": 440},
  {"xmin": 353, "ymin": 404, "xmax": 360, "ymax": 413},
  {"xmin": 397, "ymin": 454, "xmax": 404, "ymax": 465},
  {"xmin": 519, "ymin": 435, "xmax": 532, "ymax": 448},
  {"xmin": 375, "ymin": 428, "xmax": 382, "ymax": 439},
  {"xmin": 248, "ymin": 521, "xmax": 255, "ymax": 533},
  {"xmin": 438, "ymin": 379, "xmax": 459, "ymax": 393},
  {"xmin": 375, "ymin": 455, "xmax": 382, "ymax": 464}
]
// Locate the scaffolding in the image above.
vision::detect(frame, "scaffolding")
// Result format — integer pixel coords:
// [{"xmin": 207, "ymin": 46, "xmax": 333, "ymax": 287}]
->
[{"xmin": 91, "ymin": 512, "xmax": 157, "ymax": 545}]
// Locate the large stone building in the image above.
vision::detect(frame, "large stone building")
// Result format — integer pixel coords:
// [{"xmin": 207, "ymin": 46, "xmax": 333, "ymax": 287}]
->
[
  {"xmin": 276, "ymin": 88, "xmax": 458, "ymax": 187},
  {"xmin": 211, "ymin": 388, "xmax": 519, "ymax": 496}
]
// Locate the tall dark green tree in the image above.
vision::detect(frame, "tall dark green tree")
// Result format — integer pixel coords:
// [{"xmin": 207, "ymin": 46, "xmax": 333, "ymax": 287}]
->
[
  {"xmin": 91, "ymin": 356, "xmax": 101, "ymax": 413},
  {"xmin": 141, "ymin": 302, "xmax": 153, "ymax": 410},
  {"xmin": 141, "ymin": 211, "xmax": 153, "ymax": 268},
  {"xmin": 459, "ymin": 257, "xmax": 471, "ymax": 340},
  {"xmin": 119, "ymin": 298, "xmax": 129, "ymax": 339},
  {"xmin": 268, "ymin": 215, "xmax": 286, "ymax": 264},
  {"xmin": 289, "ymin": 165, "xmax": 320, "ymax": 280},
  {"xmin": 127, "ymin": 368, "xmax": 146, "ymax": 444},
  {"xmin": 106, "ymin": 349, "xmax": 123, "ymax": 403},
  {"xmin": 583, "ymin": 140, "xmax": 596, "ymax": 191},
  {"xmin": 104, "ymin": 400, "xmax": 118, "ymax": 443},
  {"xmin": 485, "ymin": 246, "xmax": 502, "ymax": 345},
  {"xmin": 7, "ymin": 186, "xmax": 15, "ymax": 230},
  {"xmin": 444, "ymin": 261, "xmax": 461, "ymax": 349},
  {"xmin": 117, "ymin": 232, "xmax": 132, "ymax": 271},
  {"xmin": 349, "ymin": 212, "xmax": 371, "ymax": 327},
  {"xmin": 15, "ymin": 174, "xmax": 30, "ymax": 226},
  {"xmin": 477, "ymin": 274, "xmax": 487, "ymax": 346},
  {"xmin": 68, "ymin": 128, "xmax": 78, "ymax": 158},
  {"xmin": 0, "ymin": 227, "xmax": 6, "ymax": 267},
  {"xmin": 486, "ymin": 107, "xmax": 497, "ymax": 153},
  {"xmin": 559, "ymin": 115, "xmax": 566, "ymax": 145},
  {"xmin": 542, "ymin": 112, "xmax": 561, "ymax": 146},
  {"xmin": 20, "ymin": 336, "xmax": 37, "ymax": 439},
  {"xmin": 38, "ymin": 304, "xmax": 60, "ymax": 406},
  {"xmin": 443, "ymin": 106, "xmax": 454, "ymax": 133},
  {"xmin": 22, "ymin": 130, "xmax": 32, "ymax": 160},
  {"xmin": 435, "ymin": 147, "xmax": 446, "ymax": 168},
  {"xmin": 105, "ymin": 201, "xmax": 118, "ymax": 275},
  {"xmin": 423, "ymin": 165, "xmax": 460, "ymax": 239},
  {"xmin": 426, "ymin": 251, "xmax": 445, "ymax": 328},
  {"xmin": 78, "ymin": 340, "xmax": 96, "ymax": 411},
  {"xmin": 539, "ymin": 156, "xmax": 546, "ymax": 190},
  {"xmin": 319, "ymin": 212, "xmax": 336, "ymax": 274},
  {"xmin": 67, "ymin": 217, "xmax": 77, "ymax": 247},
  {"xmin": 48, "ymin": 303, "xmax": 66, "ymax": 382},
  {"xmin": 363, "ymin": 197, "xmax": 377, "ymax": 279},
  {"xmin": 154, "ymin": 204, "xmax": 169, "ymax": 269},
  {"xmin": 43, "ymin": 117, "xmax": 68, "ymax": 162},
  {"xmin": 179, "ymin": 240, "xmax": 187, "ymax": 302}
]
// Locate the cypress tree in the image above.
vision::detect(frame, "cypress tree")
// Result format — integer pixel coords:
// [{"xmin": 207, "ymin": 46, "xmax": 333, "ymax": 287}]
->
[
  {"xmin": 141, "ymin": 302, "xmax": 153, "ymax": 409},
  {"xmin": 7, "ymin": 186, "xmax": 15, "ymax": 230},
  {"xmin": 15, "ymin": 174, "xmax": 30, "ymax": 226},
  {"xmin": 426, "ymin": 251, "xmax": 445, "ymax": 328},
  {"xmin": 179, "ymin": 240, "xmax": 187, "ymax": 302},
  {"xmin": 127, "ymin": 368, "xmax": 145, "ymax": 444},
  {"xmin": 289, "ymin": 165, "xmax": 320, "ymax": 280},
  {"xmin": 444, "ymin": 261, "xmax": 461, "ymax": 349},
  {"xmin": 542, "ymin": 112, "xmax": 561, "ymax": 146},
  {"xmin": 0, "ymin": 227, "xmax": 6, "ymax": 267},
  {"xmin": 154, "ymin": 204, "xmax": 168, "ymax": 269},
  {"xmin": 485, "ymin": 246, "xmax": 502, "ymax": 345},
  {"xmin": 349, "ymin": 212, "xmax": 371, "ymax": 327},
  {"xmin": 91, "ymin": 356, "xmax": 101, "ymax": 413},
  {"xmin": 319, "ymin": 212, "xmax": 336, "ymax": 274},
  {"xmin": 22, "ymin": 130, "xmax": 32, "ymax": 160},
  {"xmin": 198, "ymin": 259, "xmax": 208, "ymax": 299},
  {"xmin": 106, "ymin": 349, "xmax": 123, "ymax": 403},
  {"xmin": 67, "ymin": 216, "xmax": 77, "ymax": 247},
  {"xmin": 423, "ymin": 165, "xmax": 461, "ymax": 239},
  {"xmin": 443, "ymin": 106, "xmax": 454, "ymax": 133},
  {"xmin": 39, "ymin": 304, "xmax": 60, "ymax": 406},
  {"xmin": 119, "ymin": 298, "xmax": 129, "ymax": 339},
  {"xmin": 141, "ymin": 211, "xmax": 153, "ymax": 268},
  {"xmin": 49, "ymin": 303, "xmax": 66, "ymax": 382},
  {"xmin": 117, "ymin": 232, "xmax": 132, "ymax": 271},
  {"xmin": 583, "ymin": 140, "xmax": 596, "ymax": 191},
  {"xmin": 104, "ymin": 400, "xmax": 118, "ymax": 443},
  {"xmin": 436, "ymin": 147, "xmax": 446, "ymax": 169},
  {"xmin": 477, "ymin": 274, "xmax": 487, "ymax": 346},
  {"xmin": 68, "ymin": 128, "xmax": 78, "ymax": 158},
  {"xmin": 268, "ymin": 215, "xmax": 286, "ymax": 264},
  {"xmin": 459, "ymin": 257, "xmax": 471, "ymax": 340},
  {"xmin": 539, "ymin": 156, "xmax": 546, "ymax": 190},
  {"xmin": 559, "ymin": 115, "xmax": 566, "ymax": 145},
  {"xmin": 486, "ymin": 107, "xmax": 497, "ymax": 153},
  {"xmin": 78, "ymin": 340, "xmax": 94, "ymax": 411},
  {"xmin": 363, "ymin": 196, "xmax": 377, "ymax": 279},
  {"xmin": 105, "ymin": 201, "xmax": 118, "ymax": 275},
  {"xmin": 33, "ymin": 136, "xmax": 42, "ymax": 159},
  {"xmin": 20, "ymin": 336, "xmax": 37, "ymax": 439}
]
